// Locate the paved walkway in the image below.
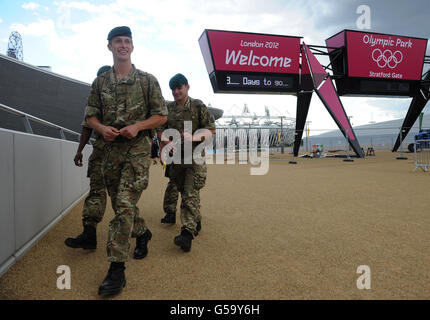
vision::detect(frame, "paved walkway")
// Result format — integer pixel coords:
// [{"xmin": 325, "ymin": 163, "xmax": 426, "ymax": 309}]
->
[{"xmin": 1, "ymin": 151, "xmax": 429, "ymax": 299}]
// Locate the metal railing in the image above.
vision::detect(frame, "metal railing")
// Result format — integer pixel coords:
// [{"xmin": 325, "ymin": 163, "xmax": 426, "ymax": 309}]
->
[
  {"xmin": 414, "ymin": 140, "xmax": 430, "ymax": 172},
  {"xmin": 0, "ymin": 102, "xmax": 85, "ymax": 142}
]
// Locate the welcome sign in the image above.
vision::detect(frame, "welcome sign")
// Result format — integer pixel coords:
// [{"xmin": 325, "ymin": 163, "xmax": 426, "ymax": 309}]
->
[
  {"xmin": 199, "ymin": 29, "xmax": 301, "ymax": 94},
  {"xmin": 208, "ymin": 30, "xmax": 300, "ymax": 73}
]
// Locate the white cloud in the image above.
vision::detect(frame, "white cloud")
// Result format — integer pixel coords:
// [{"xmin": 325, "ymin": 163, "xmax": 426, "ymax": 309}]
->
[
  {"xmin": 0, "ymin": 18, "xmax": 3, "ymax": 24},
  {"xmin": 11, "ymin": 19, "xmax": 57, "ymax": 39},
  {"xmin": 22, "ymin": 2, "xmax": 41, "ymax": 10}
]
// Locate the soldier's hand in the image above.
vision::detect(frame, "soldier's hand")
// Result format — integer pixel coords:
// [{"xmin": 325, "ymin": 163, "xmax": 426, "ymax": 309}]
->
[
  {"xmin": 101, "ymin": 126, "xmax": 120, "ymax": 142},
  {"xmin": 120, "ymin": 124, "xmax": 139, "ymax": 139},
  {"xmin": 74, "ymin": 152, "xmax": 83, "ymax": 167}
]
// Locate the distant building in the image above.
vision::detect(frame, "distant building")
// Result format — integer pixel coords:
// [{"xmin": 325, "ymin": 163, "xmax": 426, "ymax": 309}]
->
[
  {"xmin": 0, "ymin": 53, "xmax": 90, "ymax": 139},
  {"xmin": 308, "ymin": 115, "xmax": 430, "ymax": 150}
]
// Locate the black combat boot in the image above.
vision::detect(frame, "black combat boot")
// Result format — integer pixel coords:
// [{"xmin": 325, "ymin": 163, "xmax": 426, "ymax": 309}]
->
[
  {"xmin": 194, "ymin": 221, "xmax": 201, "ymax": 236},
  {"xmin": 98, "ymin": 262, "xmax": 126, "ymax": 297},
  {"xmin": 174, "ymin": 228, "xmax": 193, "ymax": 252},
  {"xmin": 133, "ymin": 229, "xmax": 152, "ymax": 260},
  {"xmin": 161, "ymin": 213, "xmax": 176, "ymax": 224},
  {"xmin": 64, "ymin": 226, "xmax": 97, "ymax": 250}
]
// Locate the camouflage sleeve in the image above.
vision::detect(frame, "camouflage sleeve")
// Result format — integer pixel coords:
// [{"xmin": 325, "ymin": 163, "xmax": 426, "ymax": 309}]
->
[
  {"xmin": 156, "ymin": 101, "xmax": 172, "ymax": 132},
  {"xmin": 197, "ymin": 100, "xmax": 216, "ymax": 130},
  {"xmin": 84, "ymin": 78, "xmax": 102, "ymax": 121},
  {"xmin": 147, "ymin": 74, "xmax": 168, "ymax": 117},
  {"xmin": 81, "ymin": 118, "xmax": 91, "ymax": 129}
]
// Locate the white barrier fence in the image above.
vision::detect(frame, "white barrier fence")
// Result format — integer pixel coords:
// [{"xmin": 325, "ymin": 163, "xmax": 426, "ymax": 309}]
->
[
  {"xmin": 413, "ymin": 140, "xmax": 430, "ymax": 172},
  {"xmin": 0, "ymin": 128, "xmax": 91, "ymax": 278}
]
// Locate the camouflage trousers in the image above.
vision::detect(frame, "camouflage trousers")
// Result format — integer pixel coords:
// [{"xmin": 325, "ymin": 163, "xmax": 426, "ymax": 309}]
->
[
  {"xmin": 163, "ymin": 165, "xmax": 205, "ymax": 223},
  {"xmin": 169, "ymin": 163, "xmax": 207, "ymax": 234},
  {"xmin": 103, "ymin": 144, "xmax": 150, "ymax": 263},
  {"xmin": 82, "ymin": 149, "xmax": 107, "ymax": 228},
  {"xmin": 163, "ymin": 179, "xmax": 179, "ymax": 215}
]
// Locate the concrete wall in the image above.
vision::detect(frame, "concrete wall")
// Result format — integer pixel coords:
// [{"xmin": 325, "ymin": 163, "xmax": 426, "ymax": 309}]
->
[{"xmin": 0, "ymin": 128, "xmax": 92, "ymax": 278}]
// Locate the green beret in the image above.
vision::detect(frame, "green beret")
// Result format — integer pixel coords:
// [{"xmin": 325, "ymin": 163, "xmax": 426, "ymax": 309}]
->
[
  {"xmin": 97, "ymin": 65, "xmax": 111, "ymax": 76},
  {"xmin": 169, "ymin": 73, "xmax": 188, "ymax": 90},
  {"xmin": 107, "ymin": 26, "xmax": 132, "ymax": 41}
]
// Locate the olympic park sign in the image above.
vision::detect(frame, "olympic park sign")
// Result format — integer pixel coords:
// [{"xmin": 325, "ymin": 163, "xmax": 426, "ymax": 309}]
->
[{"xmin": 326, "ymin": 30, "xmax": 428, "ymax": 96}]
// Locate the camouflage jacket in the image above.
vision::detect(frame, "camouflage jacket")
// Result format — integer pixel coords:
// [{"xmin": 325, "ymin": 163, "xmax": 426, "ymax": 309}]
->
[
  {"xmin": 84, "ymin": 65, "xmax": 167, "ymax": 155},
  {"xmin": 158, "ymin": 97, "xmax": 215, "ymax": 135},
  {"xmin": 158, "ymin": 97, "xmax": 215, "ymax": 162}
]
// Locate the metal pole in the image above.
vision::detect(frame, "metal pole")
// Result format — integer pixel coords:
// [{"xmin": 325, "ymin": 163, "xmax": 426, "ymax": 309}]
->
[
  {"xmin": 289, "ymin": 146, "xmax": 297, "ymax": 164},
  {"xmin": 305, "ymin": 122, "xmax": 307, "ymax": 153},
  {"xmin": 59, "ymin": 128, "xmax": 66, "ymax": 140},
  {"xmin": 280, "ymin": 116, "xmax": 284, "ymax": 154},
  {"xmin": 413, "ymin": 142, "xmax": 418, "ymax": 172},
  {"xmin": 343, "ymin": 129, "xmax": 353, "ymax": 162},
  {"xmin": 305, "ymin": 121, "xmax": 311, "ymax": 154},
  {"xmin": 289, "ymin": 133, "xmax": 297, "ymax": 164},
  {"xmin": 22, "ymin": 115, "xmax": 33, "ymax": 134},
  {"xmin": 397, "ymin": 128, "xmax": 408, "ymax": 160}
]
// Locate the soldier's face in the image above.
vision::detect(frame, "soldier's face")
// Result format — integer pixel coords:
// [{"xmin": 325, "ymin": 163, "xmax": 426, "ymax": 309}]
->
[
  {"xmin": 172, "ymin": 84, "xmax": 189, "ymax": 103},
  {"xmin": 108, "ymin": 36, "xmax": 134, "ymax": 61}
]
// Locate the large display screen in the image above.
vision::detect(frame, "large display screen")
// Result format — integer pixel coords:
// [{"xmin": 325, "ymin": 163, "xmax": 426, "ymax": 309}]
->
[
  {"xmin": 210, "ymin": 71, "xmax": 297, "ymax": 93},
  {"xmin": 199, "ymin": 29, "xmax": 301, "ymax": 94},
  {"xmin": 346, "ymin": 30, "xmax": 427, "ymax": 81},
  {"xmin": 207, "ymin": 30, "xmax": 301, "ymax": 74}
]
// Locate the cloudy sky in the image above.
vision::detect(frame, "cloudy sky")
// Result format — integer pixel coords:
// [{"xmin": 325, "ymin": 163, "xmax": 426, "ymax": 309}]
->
[{"xmin": 0, "ymin": 0, "xmax": 429, "ymax": 134}]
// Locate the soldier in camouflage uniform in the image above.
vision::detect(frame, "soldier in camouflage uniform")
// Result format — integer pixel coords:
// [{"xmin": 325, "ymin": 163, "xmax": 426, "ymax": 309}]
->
[
  {"xmin": 65, "ymin": 66, "xmax": 111, "ymax": 250},
  {"xmin": 158, "ymin": 74, "xmax": 215, "ymax": 252},
  {"xmin": 85, "ymin": 26, "xmax": 167, "ymax": 297}
]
